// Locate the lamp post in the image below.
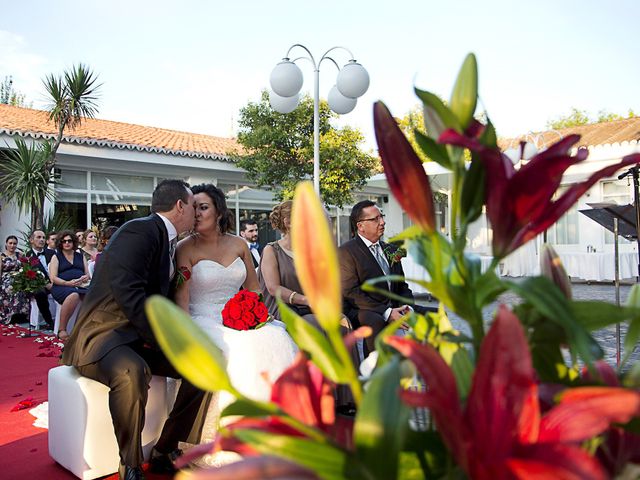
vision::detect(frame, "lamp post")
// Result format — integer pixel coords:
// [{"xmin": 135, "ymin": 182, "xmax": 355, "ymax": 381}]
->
[{"xmin": 269, "ymin": 44, "xmax": 370, "ymax": 195}]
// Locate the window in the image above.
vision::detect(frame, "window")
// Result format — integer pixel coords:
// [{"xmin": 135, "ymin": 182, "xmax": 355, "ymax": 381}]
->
[
  {"xmin": 55, "ymin": 169, "xmax": 155, "ymax": 230},
  {"xmin": 546, "ymin": 186, "xmax": 579, "ymax": 245}
]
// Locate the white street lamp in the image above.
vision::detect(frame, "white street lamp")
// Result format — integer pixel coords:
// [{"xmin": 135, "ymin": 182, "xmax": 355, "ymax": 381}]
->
[{"xmin": 269, "ymin": 44, "xmax": 370, "ymax": 195}]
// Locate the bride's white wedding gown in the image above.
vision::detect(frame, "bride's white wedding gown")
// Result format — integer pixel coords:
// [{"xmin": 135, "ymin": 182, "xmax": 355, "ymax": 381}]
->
[{"xmin": 188, "ymin": 257, "xmax": 298, "ymax": 464}]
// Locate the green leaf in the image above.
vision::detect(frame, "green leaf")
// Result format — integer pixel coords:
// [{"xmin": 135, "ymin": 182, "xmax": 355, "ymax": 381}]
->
[
  {"xmin": 571, "ymin": 301, "xmax": 640, "ymax": 331},
  {"xmin": 479, "ymin": 117, "xmax": 497, "ymax": 148},
  {"xmin": 145, "ymin": 295, "xmax": 236, "ymax": 394},
  {"xmin": 450, "ymin": 347, "xmax": 474, "ymax": 401},
  {"xmin": 449, "ymin": 53, "xmax": 478, "ymax": 129},
  {"xmin": 220, "ymin": 397, "xmax": 280, "ymax": 418},
  {"xmin": 400, "ymin": 430, "xmax": 449, "ymax": 479},
  {"xmin": 232, "ymin": 430, "xmax": 350, "ymax": 480},
  {"xmin": 460, "ymin": 156, "xmax": 485, "ymax": 225},
  {"xmin": 413, "ymin": 130, "xmax": 451, "ymax": 169},
  {"xmin": 278, "ymin": 301, "xmax": 345, "ymax": 383},
  {"xmin": 506, "ymin": 277, "xmax": 603, "ymax": 365},
  {"xmin": 374, "ymin": 317, "xmax": 409, "ymax": 365},
  {"xmin": 414, "ymin": 88, "xmax": 462, "ymax": 138},
  {"xmin": 354, "ymin": 356, "xmax": 410, "ymax": 480}
]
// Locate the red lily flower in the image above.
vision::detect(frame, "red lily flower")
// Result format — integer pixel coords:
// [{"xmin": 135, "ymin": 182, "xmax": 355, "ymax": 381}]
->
[
  {"xmin": 386, "ymin": 305, "xmax": 640, "ymax": 480},
  {"xmin": 176, "ymin": 352, "xmax": 355, "ymax": 468},
  {"xmin": 439, "ymin": 129, "xmax": 640, "ymax": 258},
  {"xmin": 374, "ymin": 101, "xmax": 436, "ymax": 233}
]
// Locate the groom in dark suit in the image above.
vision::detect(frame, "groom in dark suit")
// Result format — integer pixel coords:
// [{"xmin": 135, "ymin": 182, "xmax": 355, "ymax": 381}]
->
[
  {"xmin": 339, "ymin": 200, "xmax": 427, "ymax": 355},
  {"xmin": 62, "ymin": 180, "xmax": 209, "ymax": 480}
]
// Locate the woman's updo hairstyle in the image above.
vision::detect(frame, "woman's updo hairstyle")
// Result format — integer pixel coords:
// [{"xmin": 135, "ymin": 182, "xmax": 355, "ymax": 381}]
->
[
  {"xmin": 269, "ymin": 200, "xmax": 293, "ymax": 233},
  {"xmin": 191, "ymin": 183, "xmax": 234, "ymax": 233}
]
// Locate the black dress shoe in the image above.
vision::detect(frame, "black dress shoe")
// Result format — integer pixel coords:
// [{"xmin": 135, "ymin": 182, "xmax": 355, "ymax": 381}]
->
[
  {"xmin": 119, "ymin": 465, "xmax": 146, "ymax": 480},
  {"xmin": 149, "ymin": 448, "xmax": 182, "ymax": 474}
]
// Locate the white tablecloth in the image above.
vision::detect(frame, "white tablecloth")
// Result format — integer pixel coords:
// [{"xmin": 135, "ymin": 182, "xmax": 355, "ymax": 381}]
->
[
  {"xmin": 558, "ymin": 251, "xmax": 638, "ymax": 281},
  {"xmin": 401, "ymin": 255, "xmax": 495, "ymax": 294}
]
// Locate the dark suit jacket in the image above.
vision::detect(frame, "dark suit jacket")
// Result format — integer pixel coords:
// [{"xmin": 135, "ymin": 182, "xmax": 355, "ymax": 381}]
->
[
  {"xmin": 62, "ymin": 214, "xmax": 172, "ymax": 367},
  {"xmin": 24, "ymin": 247, "xmax": 55, "ymax": 280},
  {"xmin": 247, "ymin": 241, "xmax": 262, "ymax": 269},
  {"xmin": 339, "ymin": 236, "xmax": 415, "ymax": 321}
]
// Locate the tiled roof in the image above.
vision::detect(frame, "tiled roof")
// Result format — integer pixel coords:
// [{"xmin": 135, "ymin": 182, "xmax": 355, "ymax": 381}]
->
[
  {"xmin": 500, "ymin": 116, "xmax": 640, "ymax": 150},
  {"xmin": 0, "ymin": 104, "xmax": 241, "ymax": 161}
]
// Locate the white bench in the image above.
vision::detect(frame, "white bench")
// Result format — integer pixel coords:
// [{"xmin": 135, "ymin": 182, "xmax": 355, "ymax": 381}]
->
[{"xmin": 48, "ymin": 366, "xmax": 171, "ymax": 479}]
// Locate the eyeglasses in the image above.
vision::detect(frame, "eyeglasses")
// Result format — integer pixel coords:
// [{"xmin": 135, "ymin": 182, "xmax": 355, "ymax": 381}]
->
[
  {"xmin": 61, "ymin": 239, "xmax": 74, "ymax": 244},
  {"xmin": 358, "ymin": 214, "xmax": 385, "ymax": 224}
]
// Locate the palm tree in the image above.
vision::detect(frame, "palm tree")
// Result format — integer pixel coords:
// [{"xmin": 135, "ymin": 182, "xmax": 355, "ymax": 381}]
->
[
  {"xmin": 0, "ymin": 138, "xmax": 55, "ymax": 229},
  {"xmin": 36, "ymin": 63, "xmax": 100, "ymax": 228},
  {"xmin": 43, "ymin": 63, "xmax": 101, "ymax": 162}
]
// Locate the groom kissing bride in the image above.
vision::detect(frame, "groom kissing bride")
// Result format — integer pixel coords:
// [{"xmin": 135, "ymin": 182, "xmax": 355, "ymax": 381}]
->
[{"xmin": 62, "ymin": 180, "xmax": 209, "ymax": 480}]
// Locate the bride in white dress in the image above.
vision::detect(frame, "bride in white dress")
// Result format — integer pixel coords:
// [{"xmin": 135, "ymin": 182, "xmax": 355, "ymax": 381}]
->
[{"xmin": 174, "ymin": 184, "xmax": 298, "ymax": 463}]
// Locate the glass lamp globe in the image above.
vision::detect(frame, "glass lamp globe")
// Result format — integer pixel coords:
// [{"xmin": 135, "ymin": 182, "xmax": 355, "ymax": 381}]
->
[
  {"xmin": 336, "ymin": 61, "xmax": 370, "ymax": 99},
  {"xmin": 328, "ymin": 85, "xmax": 357, "ymax": 115},
  {"xmin": 269, "ymin": 90, "xmax": 300, "ymax": 114},
  {"xmin": 270, "ymin": 59, "xmax": 303, "ymax": 98}
]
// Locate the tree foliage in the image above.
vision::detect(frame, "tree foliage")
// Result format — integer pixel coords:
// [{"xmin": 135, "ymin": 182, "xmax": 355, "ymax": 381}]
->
[
  {"xmin": 0, "ymin": 138, "xmax": 55, "ymax": 229},
  {"xmin": 0, "ymin": 76, "xmax": 31, "ymax": 107},
  {"xmin": 547, "ymin": 107, "xmax": 637, "ymax": 130},
  {"xmin": 1, "ymin": 65, "xmax": 100, "ymax": 230},
  {"xmin": 234, "ymin": 91, "xmax": 377, "ymax": 207}
]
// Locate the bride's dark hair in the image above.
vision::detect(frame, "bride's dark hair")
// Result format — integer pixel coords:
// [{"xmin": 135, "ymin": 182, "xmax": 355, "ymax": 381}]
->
[{"xmin": 191, "ymin": 183, "xmax": 234, "ymax": 233}]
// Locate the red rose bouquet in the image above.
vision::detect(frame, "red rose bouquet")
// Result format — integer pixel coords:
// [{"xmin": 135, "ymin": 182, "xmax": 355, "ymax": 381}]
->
[
  {"xmin": 221, "ymin": 289, "xmax": 270, "ymax": 331},
  {"xmin": 12, "ymin": 256, "xmax": 48, "ymax": 294}
]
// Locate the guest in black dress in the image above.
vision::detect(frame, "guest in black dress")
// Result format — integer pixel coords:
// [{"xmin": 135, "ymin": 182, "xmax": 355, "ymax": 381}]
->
[{"xmin": 49, "ymin": 230, "xmax": 90, "ymax": 341}]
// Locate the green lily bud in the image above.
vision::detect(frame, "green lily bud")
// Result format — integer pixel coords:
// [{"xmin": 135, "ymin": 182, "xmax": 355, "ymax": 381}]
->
[
  {"xmin": 540, "ymin": 243, "xmax": 572, "ymax": 299},
  {"xmin": 449, "ymin": 53, "xmax": 478, "ymax": 129}
]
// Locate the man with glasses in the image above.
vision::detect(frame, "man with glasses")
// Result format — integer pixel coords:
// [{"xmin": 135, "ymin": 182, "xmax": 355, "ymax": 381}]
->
[{"xmin": 339, "ymin": 200, "xmax": 426, "ymax": 356}]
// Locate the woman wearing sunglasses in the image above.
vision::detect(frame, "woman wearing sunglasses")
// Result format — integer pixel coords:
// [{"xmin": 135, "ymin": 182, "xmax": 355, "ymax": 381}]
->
[{"xmin": 49, "ymin": 230, "xmax": 91, "ymax": 342}]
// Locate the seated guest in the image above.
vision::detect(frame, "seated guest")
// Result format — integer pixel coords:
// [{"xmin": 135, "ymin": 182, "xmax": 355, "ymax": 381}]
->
[
  {"xmin": 80, "ymin": 229, "xmax": 99, "ymax": 262},
  {"xmin": 0, "ymin": 235, "xmax": 30, "ymax": 324},
  {"xmin": 260, "ymin": 201, "xmax": 360, "ymax": 414},
  {"xmin": 24, "ymin": 230, "xmax": 55, "ymax": 330},
  {"xmin": 259, "ymin": 201, "xmax": 315, "ymax": 325},
  {"xmin": 46, "ymin": 231, "xmax": 57, "ymax": 251},
  {"xmin": 49, "ymin": 230, "xmax": 90, "ymax": 342},
  {"xmin": 95, "ymin": 225, "xmax": 118, "ymax": 264},
  {"xmin": 239, "ymin": 218, "xmax": 262, "ymax": 269},
  {"xmin": 339, "ymin": 200, "xmax": 428, "ymax": 356},
  {"xmin": 74, "ymin": 229, "xmax": 85, "ymax": 246}
]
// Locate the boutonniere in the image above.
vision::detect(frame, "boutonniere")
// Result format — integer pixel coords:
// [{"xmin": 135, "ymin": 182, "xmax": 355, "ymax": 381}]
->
[
  {"xmin": 383, "ymin": 245, "xmax": 407, "ymax": 266},
  {"xmin": 176, "ymin": 266, "xmax": 191, "ymax": 287}
]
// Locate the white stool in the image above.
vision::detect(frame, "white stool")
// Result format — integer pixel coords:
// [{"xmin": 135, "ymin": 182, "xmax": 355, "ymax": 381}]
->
[
  {"xmin": 53, "ymin": 300, "xmax": 82, "ymax": 335},
  {"xmin": 48, "ymin": 366, "xmax": 170, "ymax": 479}
]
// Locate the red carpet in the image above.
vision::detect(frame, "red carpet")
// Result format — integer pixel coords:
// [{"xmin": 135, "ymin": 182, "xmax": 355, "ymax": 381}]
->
[
  {"xmin": 0, "ymin": 325, "xmax": 169, "ymax": 479},
  {"xmin": 0, "ymin": 324, "xmax": 74, "ymax": 478}
]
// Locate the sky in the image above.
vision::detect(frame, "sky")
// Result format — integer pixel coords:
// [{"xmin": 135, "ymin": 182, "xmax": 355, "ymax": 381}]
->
[{"xmin": 1, "ymin": 0, "xmax": 639, "ymax": 152}]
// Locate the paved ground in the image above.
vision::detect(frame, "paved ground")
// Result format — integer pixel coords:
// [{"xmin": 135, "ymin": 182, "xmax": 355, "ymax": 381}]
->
[{"xmin": 416, "ymin": 280, "xmax": 638, "ymax": 367}]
